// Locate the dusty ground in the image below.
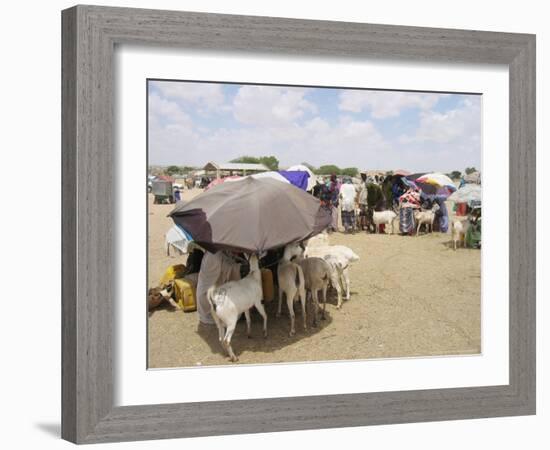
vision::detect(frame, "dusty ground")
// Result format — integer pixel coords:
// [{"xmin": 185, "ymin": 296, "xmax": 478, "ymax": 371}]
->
[{"xmin": 148, "ymin": 188, "xmax": 480, "ymax": 368}]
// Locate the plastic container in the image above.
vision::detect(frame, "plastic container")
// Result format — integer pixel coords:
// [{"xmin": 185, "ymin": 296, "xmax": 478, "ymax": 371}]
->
[{"xmin": 261, "ymin": 268, "xmax": 274, "ymax": 302}]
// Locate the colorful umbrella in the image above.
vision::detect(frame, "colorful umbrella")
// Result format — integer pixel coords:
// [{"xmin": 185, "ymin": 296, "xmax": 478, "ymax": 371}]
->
[
  {"xmin": 416, "ymin": 173, "xmax": 457, "ymax": 191},
  {"xmin": 169, "ymin": 177, "xmax": 332, "ymax": 253}
]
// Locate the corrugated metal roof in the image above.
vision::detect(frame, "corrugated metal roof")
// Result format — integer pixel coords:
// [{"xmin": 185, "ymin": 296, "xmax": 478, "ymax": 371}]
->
[{"xmin": 204, "ymin": 162, "xmax": 269, "ymax": 171}]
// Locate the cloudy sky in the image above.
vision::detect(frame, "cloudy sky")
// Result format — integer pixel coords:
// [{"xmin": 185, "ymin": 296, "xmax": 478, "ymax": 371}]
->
[{"xmin": 148, "ymin": 80, "xmax": 481, "ymax": 172}]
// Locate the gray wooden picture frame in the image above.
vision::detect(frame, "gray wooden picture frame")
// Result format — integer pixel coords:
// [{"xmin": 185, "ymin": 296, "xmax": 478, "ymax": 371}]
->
[{"xmin": 61, "ymin": 5, "xmax": 536, "ymax": 444}]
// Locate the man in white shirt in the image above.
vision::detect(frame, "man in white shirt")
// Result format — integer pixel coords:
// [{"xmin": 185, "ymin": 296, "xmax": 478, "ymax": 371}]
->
[{"xmin": 339, "ymin": 177, "xmax": 357, "ymax": 233}]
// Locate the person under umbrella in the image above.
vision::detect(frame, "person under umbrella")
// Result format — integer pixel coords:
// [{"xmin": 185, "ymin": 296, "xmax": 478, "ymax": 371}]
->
[
  {"xmin": 399, "ymin": 187, "xmax": 421, "ymax": 235},
  {"xmin": 196, "ymin": 250, "xmax": 242, "ymax": 326}
]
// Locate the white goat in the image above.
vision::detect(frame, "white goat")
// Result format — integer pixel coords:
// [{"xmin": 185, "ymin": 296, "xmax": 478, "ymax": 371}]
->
[
  {"xmin": 304, "ymin": 244, "xmax": 359, "ymax": 302},
  {"xmin": 451, "ymin": 219, "xmax": 469, "ymax": 250},
  {"xmin": 372, "ymin": 210, "xmax": 397, "ymax": 234},
  {"xmin": 277, "ymin": 243, "xmax": 307, "ymax": 336},
  {"xmin": 295, "ymin": 256, "xmax": 331, "ymax": 326},
  {"xmin": 414, "ymin": 204, "xmax": 440, "ymax": 236},
  {"xmin": 207, "ymin": 254, "xmax": 267, "ymax": 362},
  {"xmin": 306, "ymin": 231, "xmax": 330, "ymax": 248},
  {"xmin": 322, "ymin": 254, "xmax": 345, "ymax": 309}
]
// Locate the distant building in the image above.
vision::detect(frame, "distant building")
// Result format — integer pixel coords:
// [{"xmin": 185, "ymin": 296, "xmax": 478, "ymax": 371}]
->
[{"xmin": 203, "ymin": 162, "xmax": 269, "ymax": 179}]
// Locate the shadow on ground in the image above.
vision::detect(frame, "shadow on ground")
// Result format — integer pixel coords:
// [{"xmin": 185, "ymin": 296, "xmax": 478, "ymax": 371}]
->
[{"xmin": 197, "ymin": 290, "xmax": 338, "ymax": 361}]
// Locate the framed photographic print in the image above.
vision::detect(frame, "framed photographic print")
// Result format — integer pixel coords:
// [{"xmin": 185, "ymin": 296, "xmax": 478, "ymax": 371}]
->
[{"xmin": 62, "ymin": 5, "xmax": 536, "ymax": 444}]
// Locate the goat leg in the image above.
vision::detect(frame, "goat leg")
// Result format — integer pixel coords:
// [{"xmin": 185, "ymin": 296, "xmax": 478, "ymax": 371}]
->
[
  {"xmin": 255, "ymin": 302, "xmax": 268, "ymax": 338},
  {"xmin": 286, "ymin": 291, "xmax": 296, "ymax": 336},
  {"xmin": 276, "ymin": 288, "xmax": 283, "ymax": 318},
  {"xmin": 244, "ymin": 310, "xmax": 252, "ymax": 338},
  {"xmin": 223, "ymin": 323, "xmax": 238, "ymax": 362},
  {"xmin": 300, "ymin": 287, "xmax": 307, "ymax": 331},
  {"xmin": 321, "ymin": 285, "xmax": 327, "ymax": 319},
  {"xmin": 312, "ymin": 290, "xmax": 319, "ymax": 327}
]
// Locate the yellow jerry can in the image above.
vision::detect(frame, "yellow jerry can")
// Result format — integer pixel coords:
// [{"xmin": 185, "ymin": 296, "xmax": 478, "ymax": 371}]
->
[
  {"xmin": 261, "ymin": 268, "xmax": 274, "ymax": 302},
  {"xmin": 159, "ymin": 264, "xmax": 186, "ymax": 285},
  {"xmin": 173, "ymin": 277, "xmax": 197, "ymax": 313}
]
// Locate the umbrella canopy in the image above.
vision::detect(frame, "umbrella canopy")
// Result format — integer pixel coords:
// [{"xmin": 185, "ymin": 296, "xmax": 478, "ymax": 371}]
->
[
  {"xmin": 250, "ymin": 171, "xmax": 291, "ymax": 184},
  {"xmin": 416, "ymin": 173, "xmax": 456, "ymax": 191},
  {"xmin": 286, "ymin": 164, "xmax": 317, "ymax": 191},
  {"xmin": 211, "ymin": 171, "xmax": 308, "ymax": 190},
  {"xmin": 402, "ymin": 173, "xmax": 454, "ymax": 198},
  {"xmin": 169, "ymin": 177, "xmax": 331, "ymax": 253},
  {"xmin": 448, "ymin": 184, "xmax": 482, "ymax": 203},
  {"xmin": 393, "ymin": 169, "xmax": 411, "ymax": 177},
  {"xmin": 278, "ymin": 170, "xmax": 309, "ymax": 190}
]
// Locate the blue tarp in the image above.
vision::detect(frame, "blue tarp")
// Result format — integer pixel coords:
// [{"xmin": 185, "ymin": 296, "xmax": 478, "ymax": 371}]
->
[{"xmin": 278, "ymin": 170, "xmax": 310, "ymax": 190}]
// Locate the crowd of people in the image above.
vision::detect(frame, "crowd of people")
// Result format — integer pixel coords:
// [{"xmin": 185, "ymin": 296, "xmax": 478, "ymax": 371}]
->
[{"xmin": 312, "ymin": 172, "xmax": 450, "ymax": 236}]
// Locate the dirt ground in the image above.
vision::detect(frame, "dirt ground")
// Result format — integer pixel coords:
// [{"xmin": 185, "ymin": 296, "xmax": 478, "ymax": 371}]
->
[{"xmin": 147, "ymin": 188, "xmax": 481, "ymax": 368}]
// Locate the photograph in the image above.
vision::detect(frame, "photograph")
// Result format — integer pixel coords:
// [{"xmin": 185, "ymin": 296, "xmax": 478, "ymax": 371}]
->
[{"xmin": 146, "ymin": 79, "xmax": 483, "ymax": 367}]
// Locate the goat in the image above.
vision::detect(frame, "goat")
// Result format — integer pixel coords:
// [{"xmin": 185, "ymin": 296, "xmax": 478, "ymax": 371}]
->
[
  {"xmin": 322, "ymin": 254, "xmax": 345, "ymax": 309},
  {"xmin": 305, "ymin": 230, "xmax": 330, "ymax": 248},
  {"xmin": 304, "ymin": 244, "xmax": 359, "ymax": 302},
  {"xmin": 414, "ymin": 204, "xmax": 440, "ymax": 236},
  {"xmin": 295, "ymin": 256, "xmax": 331, "ymax": 326},
  {"xmin": 207, "ymin": 254, "xmax": 267, "ymax": 362},
  {"xmin": 452, "ymin": 219, "xmax": 469, "ymax": 250},
  {"xmin": 372, "ymin": 210, "xmax": 397, "ymax": 234},
  {"xmin": 277, "ymin": 242, "xmax": 307, "ymax": 336}
]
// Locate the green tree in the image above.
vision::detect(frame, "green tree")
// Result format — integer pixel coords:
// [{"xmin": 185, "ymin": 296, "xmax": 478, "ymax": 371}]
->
[
  {"xmin": 341, "ymin": 167, "xmax": 359, "ymax": 177},
  {"xmin": 259, "ymin": 156, "xmax": 279, "ymax": 171},
  {"xmin": 317, "ymin": 165, "xmax": 341, "ymax": 175},
  {"xmin": 449, "ymin": 170, "xmax": 462, "ymax": 180},
  {"xmin": 465, "ymin": 167, "xmax": 477, "ymax": 175},
  {"xmin": 230, "ymin": 156, "xmax": 260, "ymax": 164},
  {"xmin": 230, "ymin": 155, "xmax": 279, "ymax": 171},
  {"xmin": 165, "ymin": 165, "xmax": 181, "ymax": 176},
  {"xmin": 300, "ymin": 162, "xmax": 317, "ymax": 172}
]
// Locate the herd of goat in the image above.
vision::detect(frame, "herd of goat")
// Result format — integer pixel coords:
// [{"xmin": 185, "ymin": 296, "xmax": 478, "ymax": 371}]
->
[
  {"xmin": 151, "ymin": 203, "xmax": 473, "ymax": 362},
  {"xmin": 207, "ymin": 233, "xmax": 359, "ymax": 362},
  {"xmin": 206, "ymin": 208, "xmax": 473, "ymax": 361}
]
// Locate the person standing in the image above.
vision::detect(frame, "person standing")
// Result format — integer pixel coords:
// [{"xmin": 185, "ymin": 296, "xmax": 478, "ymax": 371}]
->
[
  {"xmin": 357, "ymin": 172, "xmax": 369, "ymax": 231},
  {"xmin": 195, "ymin": 250, "xmax": 241, "ymax": 326},
  {"xmin": 329, "ymin": 174, "xmax": 341, "ymax": 232},
  {"xmin": 339, "ymin": 177, "xmax": 357, "ymax": 233},
  {"xmin": 173, "ymin": 186, "xmax": 181, "ymax": 202},
  {"xmin": 398, "ymin": 187, "xmax": 421, "ymax": 235}
]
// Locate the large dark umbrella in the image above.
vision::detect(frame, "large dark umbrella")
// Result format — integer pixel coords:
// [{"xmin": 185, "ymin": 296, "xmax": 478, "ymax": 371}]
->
[{"xmin": 169, "ymin": 177, "xmax": 332, "ymax": 253}]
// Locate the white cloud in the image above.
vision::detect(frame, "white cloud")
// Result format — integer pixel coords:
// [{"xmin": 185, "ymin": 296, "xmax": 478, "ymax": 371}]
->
[
  {"xmin": 147, "ymin": 83, "xmax": 480, "ymax": 173},
  {"xmin": 232, "ymin": 86, "xmax": 317, "ymax": 126},
  {"xmin": 339, "ymin": 90, "xmax": 445, "ymax": 118},
  {"xmin": 151, "ymin": 81, "xmax": 226, "ymax": 111},
  {"xmin": 400, "ymin": 98, "xmax": 481, "ymax": 144},
  {"xmin": 148, "ymin": 92, "xmax": 192, "ymax": 127}
]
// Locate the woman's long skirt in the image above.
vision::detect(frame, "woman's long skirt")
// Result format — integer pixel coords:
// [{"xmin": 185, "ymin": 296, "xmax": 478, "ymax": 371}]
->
[{"xmin": 399, "ymin": 207, "xmax": 416, "ymax": 234}]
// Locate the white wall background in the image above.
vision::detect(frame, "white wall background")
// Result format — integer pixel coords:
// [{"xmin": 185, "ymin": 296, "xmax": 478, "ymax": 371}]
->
[{"xmin": 0, "ymin": 1, "xmax": 546, "ymax": 449}]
